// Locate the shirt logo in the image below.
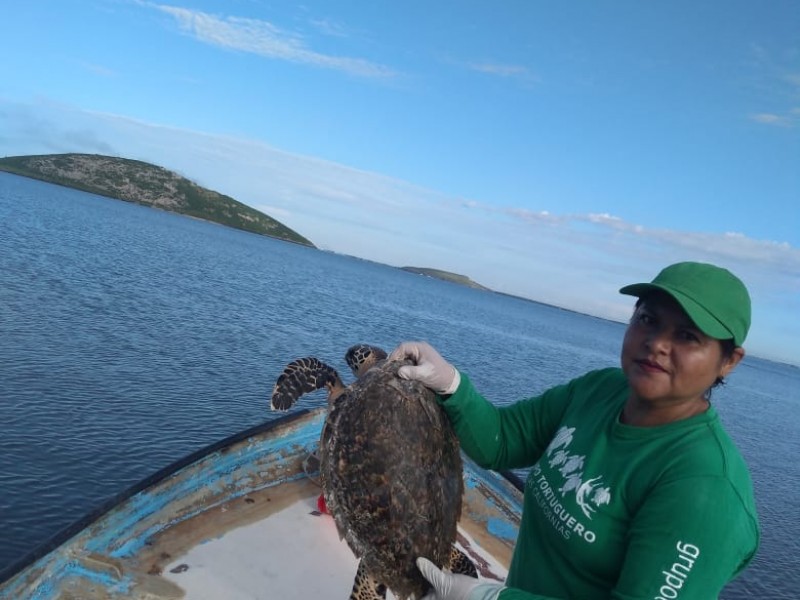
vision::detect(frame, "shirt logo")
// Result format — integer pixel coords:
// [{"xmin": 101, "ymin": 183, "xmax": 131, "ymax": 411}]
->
[{"xmin": 545, "ymin": 426, "xmax": 612, "ymax": 519}]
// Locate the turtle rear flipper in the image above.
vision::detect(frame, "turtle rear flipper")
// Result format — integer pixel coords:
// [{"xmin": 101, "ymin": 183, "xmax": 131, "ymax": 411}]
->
[
  {"xmin": 349, "ymin": 561, "xmax": 387, "ymax": 600},
  {"xmin": 448, "ymin": 546, "xmax": 478, "ymax": 578},
  {"xmin": 270, "ymin": 357, "xmax": 345, "ymax": 411}
]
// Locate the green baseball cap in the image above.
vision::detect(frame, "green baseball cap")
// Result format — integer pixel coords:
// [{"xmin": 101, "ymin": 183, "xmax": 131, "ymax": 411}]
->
[{"xmin": 619, "ymin": 261, "xmax": 751, "ymax": 346}]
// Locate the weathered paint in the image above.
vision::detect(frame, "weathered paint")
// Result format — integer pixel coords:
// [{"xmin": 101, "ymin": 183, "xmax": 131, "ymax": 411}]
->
[
  {"xmin": 461, "ymin": 462, "xmax": 524, "ymax": 543},
  {"xmin": 0, "ymin": 409, "xmax": 327, "ymax": 599},
  {"xmin": 0, "ymin": 407, "xmax": 524, "ymax": 599},
  {"xmin": 487, "ymin": 517, "xmax": 520, "ymax": 542}
]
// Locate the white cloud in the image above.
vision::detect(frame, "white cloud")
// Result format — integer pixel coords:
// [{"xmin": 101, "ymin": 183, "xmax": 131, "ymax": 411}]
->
[
  {"xmin": 750, "ymin": 112, "xmax": 795, "ymax": 127},
  {"xmin": 468, "ymin": 62, "xmax": 532, "ymax": 78},
  {"xmin": 464, "ymin": 61, "xmax": 539, "ymax": 86},
  {"xmin": 310, "ymin": 18, "xmax": 350, "ymax": 38},
  {"xmin": 585, "ymin": 213, "xmax": 623, "ymax": 225},
  {"xmin": 78, "ymin": 61, "xmax": 117, "ymax": 78},
  {"xmin": 506, "ymin": 207, "xmax": 561, "ymax": 225},
  {"xmin": 745, "ymin": 46, "xmax": 800, "ymax": 129},
  {"xmin": 146, "ymin": 3, "xmax": 396, "ymax": 78}
]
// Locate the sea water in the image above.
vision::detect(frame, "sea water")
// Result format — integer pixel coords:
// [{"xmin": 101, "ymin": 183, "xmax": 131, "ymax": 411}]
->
[{"xmin": 0, "ymin": 172, "xmax": 797, "ymax": 598}]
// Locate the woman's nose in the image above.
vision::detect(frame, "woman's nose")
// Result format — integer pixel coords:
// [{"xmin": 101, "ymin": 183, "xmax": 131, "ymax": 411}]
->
[{"xmin": 644, "ymin": 326, "xmax": 671, "ymax": 353}]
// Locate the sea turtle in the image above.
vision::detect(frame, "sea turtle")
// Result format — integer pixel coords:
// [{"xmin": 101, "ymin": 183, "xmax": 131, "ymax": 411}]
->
[{"xmin": 270, "ymin": 344, "xmax": 477, "ymax": 600}]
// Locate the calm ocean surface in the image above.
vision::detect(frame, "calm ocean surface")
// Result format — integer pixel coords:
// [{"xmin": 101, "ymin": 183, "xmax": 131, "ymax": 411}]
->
[{"xmin": 1, "ymin": 172, "xmax": 798, "ymax": 598}]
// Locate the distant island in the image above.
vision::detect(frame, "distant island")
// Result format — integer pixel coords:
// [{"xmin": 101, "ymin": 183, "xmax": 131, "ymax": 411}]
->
[
  {"xmin": 401, "ymin": 266, "xmax": 491, "ymax": 291},
  {"xmin": 0, "ymin": 153, "xmax": 315, "ymax": 247}
]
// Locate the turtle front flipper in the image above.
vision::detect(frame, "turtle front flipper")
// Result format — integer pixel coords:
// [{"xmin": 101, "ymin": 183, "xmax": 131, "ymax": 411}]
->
[
  {"xmin": 345, "ymin": 345, "xmax": 388, "ymax": 378},
  {"xmin": 270, "ymin": 357, "xmax": 346, "ymax": 411},
  {"xmin": 448, "ymin": 546, "xmax": 478, "ymax": 578},
  {"xmin": 349, "ymin": 560, "xmax": 387, "ymax": 600}
]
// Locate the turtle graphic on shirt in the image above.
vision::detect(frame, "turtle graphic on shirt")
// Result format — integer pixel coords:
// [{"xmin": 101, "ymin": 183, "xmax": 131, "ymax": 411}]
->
[
  {"xmin": 558, "ymin": 455, "xmax": 585, "ymax": 478},
  {"xmin": 542, "ymin": 425, "xmax": 613, "ymax": 519},
  {"xmin": 546, "ymin": 426, "xmax": 575, "ymax": 456},
  {"xmin": 575, "ymin": 476, "xmax": 611, "ymax": 519},
  {"xmin": 559, "ymin": 473, "xmax": 583, "ymax": 496}
]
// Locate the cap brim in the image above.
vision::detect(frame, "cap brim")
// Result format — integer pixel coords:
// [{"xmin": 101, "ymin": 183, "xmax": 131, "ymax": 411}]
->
[{"xmin": 619, "ymin": 283, "xmax": 733, "ymax": 341}]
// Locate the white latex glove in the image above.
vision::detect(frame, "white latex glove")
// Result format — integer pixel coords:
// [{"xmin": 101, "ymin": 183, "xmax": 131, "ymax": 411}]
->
[
  {"xmin": 389, "ymin": 341, "xmax": 461, "ymax": 395},
  {"xmin": 417, "ymin": 557, "xmax": 504, "ymax": 600}
]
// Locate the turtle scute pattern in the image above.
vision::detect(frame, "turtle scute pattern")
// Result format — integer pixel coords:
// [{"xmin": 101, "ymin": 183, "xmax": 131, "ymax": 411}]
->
[
  {"xmin": 322, "ymin": 354, "xmax": 465, "ymax": 600},
  {"xmin": 271, "ymin": 344, "xmax": 475, "ymax": 600}
]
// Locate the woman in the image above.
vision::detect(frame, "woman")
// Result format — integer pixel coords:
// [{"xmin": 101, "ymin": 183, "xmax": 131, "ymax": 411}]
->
[{"xmin": 391, "ymin": 261, "xmax": 759, "ymax": 600}]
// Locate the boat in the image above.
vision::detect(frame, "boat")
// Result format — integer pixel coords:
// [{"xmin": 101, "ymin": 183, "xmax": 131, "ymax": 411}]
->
[{"xmin": 0, "ymin": 406, "xmax": 525, "ymax": 599}]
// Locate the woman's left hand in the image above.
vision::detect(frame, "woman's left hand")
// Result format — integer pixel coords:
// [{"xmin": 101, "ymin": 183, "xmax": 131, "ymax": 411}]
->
[{"xmin": 417, "ymin": 557, "xmax": 504, "ymax": 600}]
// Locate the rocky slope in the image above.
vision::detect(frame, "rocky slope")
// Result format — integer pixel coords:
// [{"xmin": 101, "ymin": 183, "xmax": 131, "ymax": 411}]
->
[{"xmin": 0, "ymin": 153, "xmax": 314, "ymax": 247}]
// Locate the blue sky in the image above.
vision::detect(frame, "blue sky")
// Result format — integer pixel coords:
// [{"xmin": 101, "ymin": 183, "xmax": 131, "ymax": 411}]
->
[{"xmin": 1, "ymin": 1, "xmax": 798, "ymax": 365}]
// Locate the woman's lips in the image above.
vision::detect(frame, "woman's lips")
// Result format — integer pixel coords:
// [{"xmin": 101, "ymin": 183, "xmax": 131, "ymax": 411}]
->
[{"xmin": 636, "ymin": 359, "xmax": 667, "ymax": 373}]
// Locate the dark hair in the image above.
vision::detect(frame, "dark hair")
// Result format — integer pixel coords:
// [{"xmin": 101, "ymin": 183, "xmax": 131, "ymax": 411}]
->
[
  {"xmin": 707, "ymin": 338, "xmax": 737, "ymax": 398},
  {"xmin": 631, "ymin": 297, "xmax": 737, "ymax": 399}
]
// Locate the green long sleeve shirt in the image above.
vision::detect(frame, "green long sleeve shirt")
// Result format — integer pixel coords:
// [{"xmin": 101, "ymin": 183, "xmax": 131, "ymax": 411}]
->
[{"xmin": 442, "ymin": 368, "xmax": 759, "ymax": 600}]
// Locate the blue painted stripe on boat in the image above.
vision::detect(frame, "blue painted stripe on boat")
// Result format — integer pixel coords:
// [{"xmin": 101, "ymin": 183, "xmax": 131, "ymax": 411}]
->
[
  {"xmin": 0, "ymin": 409, "xmax": 326, "ymax": 598},
  {"xmin": 88, "ymin": 418, "xmax": 324, "ymax": 558},
  {"xmin": 487, "ymin": 517, "xmax": 519, "ymax": 542},
  {"xmin": 460, "ymin": 459, "xmax": 524, "ymax": 542}
]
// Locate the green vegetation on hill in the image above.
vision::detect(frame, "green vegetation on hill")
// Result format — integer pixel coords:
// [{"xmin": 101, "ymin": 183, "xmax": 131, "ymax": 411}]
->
[
  {"xmin": 0, "ymin": 153, "xmax": 315, "ymax": 247},
  {"xmin": 400, "ymin": 266, "xmax": 491, "ymax": 291}
]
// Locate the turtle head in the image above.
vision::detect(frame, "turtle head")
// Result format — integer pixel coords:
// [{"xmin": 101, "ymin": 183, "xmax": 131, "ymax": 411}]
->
[{"xmin": 345, "ymin": 344, "xmax": 388, "ymax": 377}]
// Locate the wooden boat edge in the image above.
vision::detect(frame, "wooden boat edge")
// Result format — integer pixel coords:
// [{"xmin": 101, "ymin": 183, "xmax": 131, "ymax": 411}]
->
[{"xmin": 0, "ymin": 407, "xmax": 524, "ymax": 599}]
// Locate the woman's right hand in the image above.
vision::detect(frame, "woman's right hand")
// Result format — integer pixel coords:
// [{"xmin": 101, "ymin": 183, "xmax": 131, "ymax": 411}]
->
[{"xmin": 389, "ymin": 341, "xmax": 461, "ymax": 395}]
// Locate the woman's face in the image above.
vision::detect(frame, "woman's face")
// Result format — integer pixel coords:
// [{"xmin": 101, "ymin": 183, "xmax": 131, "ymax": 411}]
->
[{"xmin": 621, "ymin": 293, "xmax": 743, "ymax": 410}]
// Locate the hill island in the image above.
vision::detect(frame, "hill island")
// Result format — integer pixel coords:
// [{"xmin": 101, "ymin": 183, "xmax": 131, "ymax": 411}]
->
[
  {"xmin": 0, "ymin": 153, "xmax": 314, "ymax": 247},
  {"xmin": 401, "ymin": 266, "xmax": 490, "ymax": 291}
]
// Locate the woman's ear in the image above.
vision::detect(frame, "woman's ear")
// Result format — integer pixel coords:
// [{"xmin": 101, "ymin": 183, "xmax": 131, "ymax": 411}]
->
[{"xmin": 720, "ymin": 346, "xmax": 745, "ymax": 378}]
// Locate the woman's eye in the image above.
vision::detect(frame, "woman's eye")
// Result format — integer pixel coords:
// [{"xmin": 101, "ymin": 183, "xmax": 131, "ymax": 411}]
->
[
  {"xmin": 637, "ymin": 312, "xmax": 654, "ymax": 325},
  {"xmin": 679, "ymin": 330, "xmax": 700, "ymax": 342}
]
